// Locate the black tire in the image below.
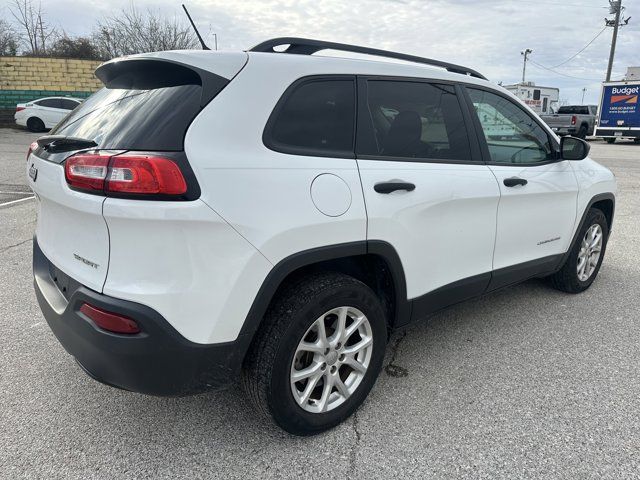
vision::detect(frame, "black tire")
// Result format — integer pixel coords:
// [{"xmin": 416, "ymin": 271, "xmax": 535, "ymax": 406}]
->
[
  {"xmin": 27, "ymin": 117, "xmax": 45, "ymax": 132},
  {"xmin": 634, "ymin": 138, "xmax": 640, "ymax": 144},
  {"xmin": 550, "ymin": 208, "xmax": 609, "ymax": 293},
  {"xmin": 242, "ymin": 272, "xmax": 387, "ymax": 435},
  {"xmin": 577, "ymin": 124, "xmax": 588, "ymax": 139},
  {"xmin": 605, "ymin": 138, "xmax": 616, "ymax": 144}
]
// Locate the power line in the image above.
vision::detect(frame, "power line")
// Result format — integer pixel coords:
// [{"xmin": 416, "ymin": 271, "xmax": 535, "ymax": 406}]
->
[
  {"xmin": 528, "ymin": 59, "xmax": 602, "ymax": 81},
  {"xmin": 550, "ymin": 26, "xmax": 608, "ymax": 68}
]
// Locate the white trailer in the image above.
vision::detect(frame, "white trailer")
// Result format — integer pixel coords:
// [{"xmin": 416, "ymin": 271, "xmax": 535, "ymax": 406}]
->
[{"xmin": 503, "ymin": 82, "xmax": 559, "ymax": 114}]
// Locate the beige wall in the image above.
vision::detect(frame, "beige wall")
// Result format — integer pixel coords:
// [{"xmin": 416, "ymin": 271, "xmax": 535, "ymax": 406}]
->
[{"xmin": 0, "ymin": 56, "xmax": 103, "ymax": 92}]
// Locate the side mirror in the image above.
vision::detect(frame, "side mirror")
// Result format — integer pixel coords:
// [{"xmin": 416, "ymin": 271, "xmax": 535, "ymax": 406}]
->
[{"xmin": 560, "ymin": 136, "xmax": 590, "ymax": 161}]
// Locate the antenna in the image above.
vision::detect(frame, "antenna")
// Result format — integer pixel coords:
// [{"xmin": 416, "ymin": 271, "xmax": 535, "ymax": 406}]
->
[{"xmin": 182, "ymin": 4, "xmax": 210, "ymax": 51}]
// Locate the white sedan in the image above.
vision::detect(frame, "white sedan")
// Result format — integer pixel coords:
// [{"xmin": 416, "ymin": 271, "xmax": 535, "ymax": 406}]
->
[{"xmin": 15, "ymin": 96, "xmax": 83, "ymax": 132}]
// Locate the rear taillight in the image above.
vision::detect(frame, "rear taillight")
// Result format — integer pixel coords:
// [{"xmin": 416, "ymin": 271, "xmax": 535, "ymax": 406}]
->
[
  {"xmin": 571, "ymin": 115, "xmax": 577, "ymax": 125},
  {"xmin": 16, "ymin": 106, "xmax": 25, "ymax": 112},
  {"xmin": 80, "ymin": 303, "xmax": 141, "ymax": 334},
  {"xmin": 65, "ymin": 153, "xmax": 187, "ymax": 197},
  {"xmin": 27, "ymin": 141, "xmax": 37, "ymax": 161}
]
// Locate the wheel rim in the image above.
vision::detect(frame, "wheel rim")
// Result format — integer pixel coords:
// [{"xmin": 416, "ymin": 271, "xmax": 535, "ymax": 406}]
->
[
  {"xmin": 290, "ymin": 306, "xmax": 373, "ymax": 414},
  {"xmin": 577, "ymin": 223, "xmax": 603, "ymax": 282}
]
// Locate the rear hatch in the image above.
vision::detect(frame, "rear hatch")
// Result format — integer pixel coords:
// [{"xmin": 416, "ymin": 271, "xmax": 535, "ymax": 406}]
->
[
  {"xmin": 542, "ymin": 114, "xmax": 573, "ymax": 128},
  {"xmin": 27, "ymin": 52, "xmax": 247, "ymax": 292}
]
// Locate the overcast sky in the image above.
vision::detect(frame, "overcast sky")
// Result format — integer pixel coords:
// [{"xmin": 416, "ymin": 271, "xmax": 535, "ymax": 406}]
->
[{"xmin": 5, "ymin": 0, "xmax": 639, "ymax": 104}]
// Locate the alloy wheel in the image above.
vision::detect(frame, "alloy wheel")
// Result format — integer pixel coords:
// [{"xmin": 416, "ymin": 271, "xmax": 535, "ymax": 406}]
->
[{"xmin": 577, "ymin": 224, "xmax": 603, "ymax": 282}]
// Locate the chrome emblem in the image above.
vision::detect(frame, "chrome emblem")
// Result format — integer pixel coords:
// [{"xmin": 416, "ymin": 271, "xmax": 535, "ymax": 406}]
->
[{"xmin": 73, "ymin": 253, "xmax": 99, "ymax": 269}]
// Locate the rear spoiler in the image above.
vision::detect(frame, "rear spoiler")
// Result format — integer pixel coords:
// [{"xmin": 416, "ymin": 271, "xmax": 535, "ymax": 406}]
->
[{"xmin": 95, "ymin": 58, "xmax": 229, "ymax": 107}]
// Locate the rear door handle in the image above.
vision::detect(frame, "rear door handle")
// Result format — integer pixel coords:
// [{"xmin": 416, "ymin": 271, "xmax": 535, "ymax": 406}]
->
[
  {"xmin": 503, "ymin": 177, "xmax": 528, "ymax": 187},
  {"xmin": 374, "ymin": 181, "xmax": 416, "ymax": 194}
]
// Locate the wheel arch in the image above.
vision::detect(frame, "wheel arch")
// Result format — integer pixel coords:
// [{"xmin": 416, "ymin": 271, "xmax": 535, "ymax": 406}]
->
[
  {"xmin": 238, "ymin": 241, "xmax": 410, "ymax": 352},
  {"xmin": 558, "ymin": 192, "xmax": 615, "ymax": 269}
]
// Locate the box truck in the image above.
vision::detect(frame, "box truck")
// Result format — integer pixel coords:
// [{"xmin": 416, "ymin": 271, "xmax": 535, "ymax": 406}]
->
[{"xmin": 594, "ymin": 80, "xmax": 640, "ymax": 143}]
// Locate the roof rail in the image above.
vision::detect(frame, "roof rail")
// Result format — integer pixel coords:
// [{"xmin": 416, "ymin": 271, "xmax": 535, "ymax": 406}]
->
[{"xmin": 249, "ymin": 37, "xmax": 487, "ymax": 81}]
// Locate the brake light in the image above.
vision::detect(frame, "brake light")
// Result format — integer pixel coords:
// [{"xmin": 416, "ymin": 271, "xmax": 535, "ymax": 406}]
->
[
  {"xmin": 65, "ymin": 153, "xmax": 187, "ymax": 197},
  {"xmin": 571, "ymin": 115, "xmax": 577, "ymax": 125},
  {"xmin": 27, "ymin": 141, "xmax": 38, "ymax": 161},
  {"xmin": 80, "ymin": 303, "xmax": 141, "ymax": 334},
  {"xmin": 107, "ymin": 155, "xmax": 187, "ymax": 195},
  {"xmin": 16, "ymin": 106, "xmax": 25, "ymax": 112}
]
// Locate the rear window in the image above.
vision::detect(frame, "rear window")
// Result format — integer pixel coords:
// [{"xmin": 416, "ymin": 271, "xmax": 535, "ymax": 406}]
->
[
  {"xmin": 51, "ymin": 85, "xmax": 202, "ymax": 151},
  {"xmin": 557, "ymin": 106, "xmax": 589, "ymax": 115}
]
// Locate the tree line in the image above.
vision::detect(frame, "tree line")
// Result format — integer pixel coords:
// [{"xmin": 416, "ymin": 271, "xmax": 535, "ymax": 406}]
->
[{"xmin": 0, "ymin": 0, "xmax": 201, "ymax": 60}]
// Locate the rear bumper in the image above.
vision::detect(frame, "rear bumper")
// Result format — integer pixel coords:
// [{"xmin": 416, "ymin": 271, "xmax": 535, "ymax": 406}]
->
[
  {"xmin": 549, "ymin": 127, "xmax": 576, "ymax": 135},
  {"xmin": 33, "ymin": 238, "xmax": 250, "ymax": 396}
]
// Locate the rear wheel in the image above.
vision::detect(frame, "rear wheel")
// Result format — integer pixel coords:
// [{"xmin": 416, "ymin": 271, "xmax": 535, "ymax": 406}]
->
[
  {"xmin": 242, "ymin": 272, "xmax": 387, "ymax": 435},
  {"xmin": 605, "ymin": 138, "xmax": 616, "ymax": 144},
  {"xmin": 550, "ymin": 208, "xmax": 608, "ymax": 293},
  {"xmin": 634, "ymin": 138, "xmax": 640, "ymax": 144},
  {"xmin": 26, "ymin": 117, "xmax": 45, "ymax": 132},
  {"xmin": 577, "ymin": 124, "xmax": 588, "ymax": 139}
]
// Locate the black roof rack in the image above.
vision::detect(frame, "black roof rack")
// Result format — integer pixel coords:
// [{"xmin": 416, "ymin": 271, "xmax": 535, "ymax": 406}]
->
[{"xmin": 249, "ymin": 37, "xmax": 487, "ymax": 81}]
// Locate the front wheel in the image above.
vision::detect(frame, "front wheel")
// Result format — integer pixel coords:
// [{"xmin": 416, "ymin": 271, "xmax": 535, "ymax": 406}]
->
[
  {"xmin": 550, "ymin": 208, "xmax": 609, "ymax": 293},
  {"xmin": 242, "ymin": 272, "xmax": 387, "ymax": 435}
]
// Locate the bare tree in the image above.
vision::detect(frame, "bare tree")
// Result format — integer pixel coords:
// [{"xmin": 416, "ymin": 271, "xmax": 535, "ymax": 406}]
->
[
  {"xmin": 9, "ymin": 0, "xmax": 56, "ymax": 55},
  {"xmin": 0, "ymin": 18, "xmax": 19, "ymax": 55},
  {"xmin": 93, "ymin": 5, "xmax": 200, "ymax": 59}
]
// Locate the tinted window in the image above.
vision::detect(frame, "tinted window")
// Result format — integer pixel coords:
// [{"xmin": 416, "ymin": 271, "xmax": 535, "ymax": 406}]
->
[
  {"xmin": 37, "ymin": 98, "xmax": 61, "ymax": 108},
  {"xmin": 557, "ymin": 105, "xmax": 589, "ymax": 115},
  {"xmin": 468, "ymin": 88, "xmax": 554, "ymax": 164},
  {"xmin": 358, "ymin": 81, "xmax": 472, "ymax": 161},
  {"xmin": 268, "ymin": 79, "xmax": 355, "ymax": 154},
  {"xmin": 51, "ymin": 85, "xmax": 203, "ymax": 151},
  {"xmin": 59, "ymin": 99, "xmax": 80, "ymax": 110},
  {"xmin": 533, "ymin": 89, "xmax": 541, "ymax": 100}
]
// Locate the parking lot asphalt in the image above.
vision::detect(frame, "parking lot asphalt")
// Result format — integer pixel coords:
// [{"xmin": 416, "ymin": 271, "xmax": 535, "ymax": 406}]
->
[{"xmin": 1, "ymin": 127, "xmax": 639, "ymax": 479}]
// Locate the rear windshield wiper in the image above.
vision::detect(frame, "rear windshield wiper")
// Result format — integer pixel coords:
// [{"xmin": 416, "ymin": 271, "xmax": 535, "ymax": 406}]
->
[{"xmin": 36, "ymin": 135, "xmax": 97, "ymax": 153}]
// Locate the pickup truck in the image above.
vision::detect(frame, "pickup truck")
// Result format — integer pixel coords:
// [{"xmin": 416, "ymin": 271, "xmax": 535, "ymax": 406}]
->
[{"xmin": 540, "ymin": 105, "xmax": 597, "ymax": 138}]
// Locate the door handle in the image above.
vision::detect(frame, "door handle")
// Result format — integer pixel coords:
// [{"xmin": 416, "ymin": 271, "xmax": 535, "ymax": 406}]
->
[
  {"xmin": 374, "ymin": 181, "xmax": 416, "ymax": 194},
  {"xmin": 503, "ymin": 177, "xmax": 528, "ymax": 187}
]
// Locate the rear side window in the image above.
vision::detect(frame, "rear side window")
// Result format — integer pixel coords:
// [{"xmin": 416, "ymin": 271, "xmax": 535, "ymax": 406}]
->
[
  {"xmin": 265, "ymin": 78, "xmax": 355, "ymax": 157},
  {"xmin": 358, "ymin": 81, "xmax": 472, "ymax": 161},
  {"xmin": 59, "ymin": 99, "xmax": 80, "ymax": 110}
]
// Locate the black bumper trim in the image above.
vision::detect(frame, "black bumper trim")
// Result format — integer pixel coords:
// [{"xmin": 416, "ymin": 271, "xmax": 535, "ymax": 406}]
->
[{"xmin": 33, "ymin": 238, "xmax": 250, "ymax": 396}]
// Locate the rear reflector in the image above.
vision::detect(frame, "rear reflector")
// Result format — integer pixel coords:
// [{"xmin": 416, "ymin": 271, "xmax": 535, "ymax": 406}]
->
[
  {"xmin": 80, "ymin": 303, "xmax": 141, "ymax": 334},
  {"xmin": 65, "ymin": 152, "xmax": 187, "ymax": 197}
]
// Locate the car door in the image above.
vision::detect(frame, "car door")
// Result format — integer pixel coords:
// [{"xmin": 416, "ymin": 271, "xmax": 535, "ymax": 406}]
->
[
  {"xmin": 355, "ymin": 78, "xmax": 501, "ymax": 321},
  {"xmin": 35, "ymin": 98, "xmax": 63, "ymax": 128},
  {"xmin": 464, "ymin": 87, "xmax": 578, "ymax": 288}
]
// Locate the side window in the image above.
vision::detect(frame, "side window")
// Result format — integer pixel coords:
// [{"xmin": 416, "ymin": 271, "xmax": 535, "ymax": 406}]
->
[
  {"xmin": 267, "ymin": 79, "xmax": 355, "ymax": 155},
  {"xmin": 467, "ymin": 88, "xmax": 555, "ymax": 164},
  {"xmin": 358, "ymin": 81, "xmax": 472, "ymax": 161},
  {"xmin": 60, "ymin": 99, "xmax": 80, "ymax": 110},
  {"xmin": 36, "ymin": 98, "xmax": 62, "ymax": 108}
]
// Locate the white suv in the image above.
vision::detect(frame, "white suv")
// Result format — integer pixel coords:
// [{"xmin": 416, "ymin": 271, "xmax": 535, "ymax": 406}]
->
[{"xmin": 28, "ymin": 38, "xmax": 616, "ymax": 435}]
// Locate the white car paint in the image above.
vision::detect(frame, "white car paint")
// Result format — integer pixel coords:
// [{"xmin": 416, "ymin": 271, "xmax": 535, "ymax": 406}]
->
[
  {"xmin": 15, "ymin": 96, "xmax": 82, "ymax": 131},
  {"xmin": 28, "ymin": 49, "xmax": 616, "ymax": 345}
]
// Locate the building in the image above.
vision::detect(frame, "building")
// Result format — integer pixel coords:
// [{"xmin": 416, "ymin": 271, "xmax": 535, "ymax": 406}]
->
[
  {"xmin": 625, "ymin": 67, "xmax": 640, "ymax": 80},
  {"xmin": 502, "ymin": 81, "xmax": 559, "ymax": 114}
]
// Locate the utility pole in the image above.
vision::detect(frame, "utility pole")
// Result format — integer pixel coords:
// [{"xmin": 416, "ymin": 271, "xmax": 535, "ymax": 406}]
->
[
  {"xmin": 521, "ymin": 48, "xmax": 532, "ymax": 83},
  {"xmin": 581, "ymin": 87, "xmax": 587, "ymax": 104},
  {"xmin": 605, "ymin": 0, "xmax": 628, "ymax": 81}
]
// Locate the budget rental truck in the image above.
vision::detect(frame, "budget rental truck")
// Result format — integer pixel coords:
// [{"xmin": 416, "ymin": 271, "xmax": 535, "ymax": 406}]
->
[{"xmin": 594, "ymin": 80, "xmax": 640, "ymax": 143}]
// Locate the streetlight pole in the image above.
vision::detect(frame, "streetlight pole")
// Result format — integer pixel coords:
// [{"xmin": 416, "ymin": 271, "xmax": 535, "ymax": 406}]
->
[
  {"xmin": 581, "ymin": 88, "xmax": 587, "ymax": 104},
  {"xmin": 521, "ymin": 48, "xmax": 532, "ymax": 83}
]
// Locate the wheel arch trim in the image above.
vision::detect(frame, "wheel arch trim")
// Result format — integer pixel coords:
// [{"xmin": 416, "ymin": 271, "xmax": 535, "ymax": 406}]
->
[{"xmin": 238, "ymin": 240, "xmax": 410, "ymax": 342}]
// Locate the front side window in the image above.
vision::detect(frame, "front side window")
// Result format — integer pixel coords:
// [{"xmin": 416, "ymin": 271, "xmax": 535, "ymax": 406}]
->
[
  {"xmin": 37, "ymin": 98, "xmax": 61, "ymax": 108},
  {"xmin": 268, "ymin": 79, "xmax": 355, "ymax": 155},
  {"xmin": 468, "ymin": 88, "xmax": 554, "ymax": 164},
  {"xmin": 59, "ymin": 99, "xmax": 80, "ymax": 110},
  {"xmin": 358, "ymin": 81, "xmax": 472, "ymax": 161}
]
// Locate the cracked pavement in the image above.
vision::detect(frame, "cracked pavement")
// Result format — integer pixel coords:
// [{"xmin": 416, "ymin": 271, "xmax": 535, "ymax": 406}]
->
[{"xmin": 1, "ymin": 128, "xmax": 640, "ymax": 478}]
